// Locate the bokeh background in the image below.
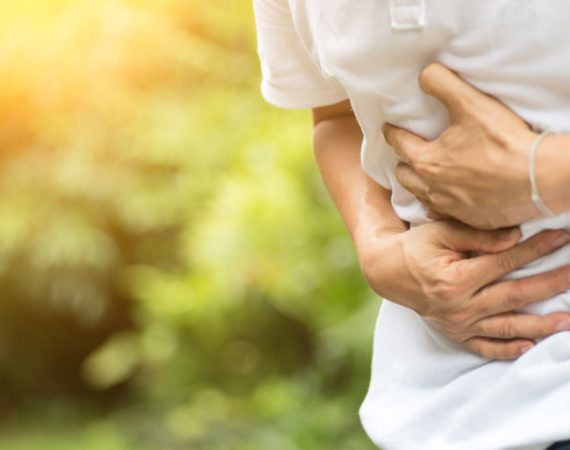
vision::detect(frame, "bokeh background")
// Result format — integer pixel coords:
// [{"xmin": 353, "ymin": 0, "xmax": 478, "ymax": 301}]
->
[{"xmin": 0, "ymin": 1, "xmax": 380, "ymax": 449}]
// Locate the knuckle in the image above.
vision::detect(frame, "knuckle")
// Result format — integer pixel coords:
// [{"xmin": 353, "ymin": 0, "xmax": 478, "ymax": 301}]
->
[
  {"xmin": 496, "ymin": 320, "xmax": 515, "ymax": 339},
  {"xmin": 476, "ymin": 285, "xmax": 492, "ymax": 303},
  {"xmin": 428, "ymin": 192, "xmax": 450, "ymax": 212},
  {"xmin": 442, "ymin": 310, "xmax": 469, "ymax": 332},
  {"xmin": 504, "ymin": 283, "xmax": 526, "ymax": 310},
  {"xmin": 496, "ymin": 251, "xmax": 519, "ymax": 273},
  {"xmin": 429, "ymin": 279, "xmax": 459, "ymax": 303},
  {"xmin": 415, "ymin": 157, "xmax": 441, "ymax": 178},
  {"xmin": 503, "ymin": 299, "xmax": 523, "ymax": 317}
]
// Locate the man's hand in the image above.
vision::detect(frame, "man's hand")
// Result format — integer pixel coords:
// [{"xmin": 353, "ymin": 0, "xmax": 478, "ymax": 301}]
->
[
  {"xmin": 311, "ymin": 100, "xmax": 570, "ymax": 360},
  {"xmin": 383, "ymin": 63, "xmax": 541, "ymax": 230},
  {"xmin": 358, "ymin": 220, "xmax": 570, "ymax": 359}
]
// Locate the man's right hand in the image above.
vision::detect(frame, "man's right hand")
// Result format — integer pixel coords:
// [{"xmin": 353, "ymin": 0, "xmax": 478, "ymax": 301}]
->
[
  {"xmin": 311, "ymin": 101, "xmax": 570, "ymax": 360},
  {"xmin": 358, "ymin": 220, "xmax": 570, "ymax": 359}
]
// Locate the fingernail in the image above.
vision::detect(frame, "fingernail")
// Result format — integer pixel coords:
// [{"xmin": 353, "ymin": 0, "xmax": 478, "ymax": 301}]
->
[
  {"xmin": 551, "ymin": 231, "xmax": 570, "ymax": 248},
  {"xmin": 556, "ymin": 320, "xmax": 570, "ymax": 332},
  {"xmin": 520, "ymin": 344, "xmax": 534, "ymax": 355}
]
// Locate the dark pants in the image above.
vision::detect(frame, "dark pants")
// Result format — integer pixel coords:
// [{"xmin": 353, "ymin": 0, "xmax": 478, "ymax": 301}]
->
[{"xmin": 546, "ymin": 441, "xmax": 570, "ymax": 450}]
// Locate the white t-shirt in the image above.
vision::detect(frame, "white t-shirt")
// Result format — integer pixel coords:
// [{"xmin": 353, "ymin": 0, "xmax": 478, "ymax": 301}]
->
[{"xmin": 253, "ymin": 1, "xmax": 570, "ymax": 449}]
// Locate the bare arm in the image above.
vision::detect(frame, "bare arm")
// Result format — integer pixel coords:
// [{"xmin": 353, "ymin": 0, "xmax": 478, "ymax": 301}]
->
[
  {"xmin": 312, "ymin": 101, "xmax": 570, "ymax": 359},
  {"xmin": 312, "ymin": 100, "xmax": 407, "ymax": 247}
]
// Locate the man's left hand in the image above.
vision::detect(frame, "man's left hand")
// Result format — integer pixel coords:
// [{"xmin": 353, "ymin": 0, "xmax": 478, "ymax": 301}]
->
[{"xmin": 383, "ymin": 63, "xmax": 540, "ymax": 230}]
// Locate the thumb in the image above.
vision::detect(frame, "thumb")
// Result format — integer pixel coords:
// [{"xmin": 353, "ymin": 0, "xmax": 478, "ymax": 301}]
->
[
  {"xmin": 419, "ymin": 63, "xmax": 481, "ymax": 122},
  {"xmin": 443, "ymin": 223, "xmax": 522, "ymax": 254}
]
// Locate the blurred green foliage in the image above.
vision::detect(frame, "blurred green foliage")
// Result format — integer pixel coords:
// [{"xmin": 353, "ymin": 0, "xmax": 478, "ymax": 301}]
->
[{"xmin": 0, "ymin": 0, "xmax": 379, "ymax": 449}]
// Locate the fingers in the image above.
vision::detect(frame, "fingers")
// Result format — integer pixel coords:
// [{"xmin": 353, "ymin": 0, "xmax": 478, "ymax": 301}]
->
[
  {"xmin": 395, "ymin": 163, "xmax": 430, "ymax": 199},
  {"xmin": 465, "ymin": 310, "xmax": 570, "ymax": 360},
  {"xmin": 382, "ymin": 123, "xmax": 427, "ymax": 163},
  {"xmin": 443, "ymin": 222, "xmax": 522, "ymax": 254},
  {"xmin": 473, "ymin": 264, "xmax": 570, "ymax": 318},
  {"xmin": 396, "ymin": 164, "xmax": 450, "ymax": 219},
  {"xmin": 464, "ymin": 336, "xmax": 534, "ymax": 360},
  {"xmin": 419, "ymin": 63, "xmax": 482, "ymax": 121},
  {"xmin": 468, "ymin": 229, "xmax": 570, "ymax": 288},
  {"xmin": 471, "ymin": 312, "xmax": 570, "ymax": 341}
]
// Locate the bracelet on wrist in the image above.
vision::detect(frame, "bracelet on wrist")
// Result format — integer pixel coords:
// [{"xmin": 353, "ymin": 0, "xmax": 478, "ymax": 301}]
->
[{"xmin": 529, "ymin": 131, "xmax": 556, "ymax": 218}]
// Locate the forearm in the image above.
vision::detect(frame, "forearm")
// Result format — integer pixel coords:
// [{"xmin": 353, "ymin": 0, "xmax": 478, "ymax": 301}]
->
[
  {"xmin": 312, "ymin": 114, "xmax": 406, "ymax": 253},
  {"xmin": 310, "ymin": 107, "xmax": 570, "ymax": 361},
  {"xmin": 539, "ymin": 134, "xmax": 570, "ymax": 215}
]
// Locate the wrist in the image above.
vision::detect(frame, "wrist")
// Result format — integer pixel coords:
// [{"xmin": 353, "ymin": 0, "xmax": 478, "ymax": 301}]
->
[
  {"xmin": 353, "ymin": 215, "xmax": 406, "ymax": 248},
  {"xmin": 537, "ymin": 134, "xmax": 570, "ymax": 215},
  {"xmin": 354, "ymin": 222, "xmax": 405, "ymax": 270},
  {"xmin": 510, "ymin": 129, "xmax": 544, "ymax": 221},
  {"xmin": 355, "ymin": 228, "xmax": 405, "ymax": 301}
]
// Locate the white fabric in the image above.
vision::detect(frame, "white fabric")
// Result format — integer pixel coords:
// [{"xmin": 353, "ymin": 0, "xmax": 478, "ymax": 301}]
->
[{"xmin": 253, "ymin": 1, "xmax": 570, "ymax": 449}]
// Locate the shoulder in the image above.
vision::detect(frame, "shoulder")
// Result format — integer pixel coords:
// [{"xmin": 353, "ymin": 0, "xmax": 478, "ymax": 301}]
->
[{"xmin": 253, "ymin": 0, "xmax": 293, "ymax": 18}]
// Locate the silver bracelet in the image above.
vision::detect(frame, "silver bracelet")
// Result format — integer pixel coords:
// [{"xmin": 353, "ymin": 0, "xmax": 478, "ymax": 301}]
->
[{"xmin": 529, "ymin": 131, "xmax": 556, "ymax": 218}]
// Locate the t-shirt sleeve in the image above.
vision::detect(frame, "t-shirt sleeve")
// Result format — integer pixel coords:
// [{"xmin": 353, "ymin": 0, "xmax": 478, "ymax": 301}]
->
[{"xmin": 253, "ymin": 0, "xmax": 349, "ymax": 109}]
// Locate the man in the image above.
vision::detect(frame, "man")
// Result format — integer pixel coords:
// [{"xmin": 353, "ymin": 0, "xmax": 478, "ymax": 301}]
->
[{"xmin": 254, "ymin": 0, "xmax": 570, "ymax": 448}]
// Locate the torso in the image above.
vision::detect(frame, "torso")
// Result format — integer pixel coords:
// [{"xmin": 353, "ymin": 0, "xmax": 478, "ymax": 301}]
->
[{"xmin": 287, "ymin": 1, "xmax": 570, "ymax": 448}]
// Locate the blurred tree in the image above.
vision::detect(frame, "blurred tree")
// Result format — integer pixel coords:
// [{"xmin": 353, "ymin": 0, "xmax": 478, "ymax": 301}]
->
[{"xmin": 0, "ymin": 1, "xmax": 379, "ymax": 449}]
